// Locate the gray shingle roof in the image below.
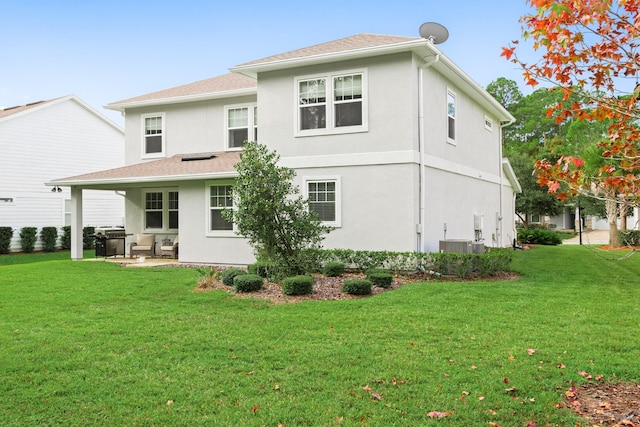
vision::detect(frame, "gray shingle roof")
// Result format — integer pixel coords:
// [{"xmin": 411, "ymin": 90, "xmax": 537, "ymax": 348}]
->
[
  {"xmin": 52, "ymin": 151, "xmax": 240, "ymax": 185},
  {"xmin": 237, "ymin": 33, "xmax": 419, "ymax": 67}
]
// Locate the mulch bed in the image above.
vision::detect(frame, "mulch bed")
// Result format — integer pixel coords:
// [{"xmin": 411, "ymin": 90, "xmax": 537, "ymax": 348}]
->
[{"xmin": 564, "ymin": 382, "xmax": 640, "ymax": 426}]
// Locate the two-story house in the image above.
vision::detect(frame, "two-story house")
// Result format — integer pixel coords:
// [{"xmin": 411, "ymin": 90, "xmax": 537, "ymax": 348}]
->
[
  {"xmin": 1, "ymin": 95, "xmax": 124, "ymax": 252},
  {"xmin": 50, "ymin": 33, "xmax": 520, "ymax": 264}
]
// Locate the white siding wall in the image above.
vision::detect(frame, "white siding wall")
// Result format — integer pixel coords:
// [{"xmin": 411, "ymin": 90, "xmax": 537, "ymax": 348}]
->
[{"xmin": 0, "ymin": 98, "xmax": 124, "ymax": 251}]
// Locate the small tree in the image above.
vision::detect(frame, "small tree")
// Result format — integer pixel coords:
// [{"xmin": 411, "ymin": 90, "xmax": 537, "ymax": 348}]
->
[
  {"xmin": 19, "ymin": 227, "xmax": 38, "ymax": 253},
  {"xmin": 223, "ymin": 142, "xmax": 332, "ymax": 275}
]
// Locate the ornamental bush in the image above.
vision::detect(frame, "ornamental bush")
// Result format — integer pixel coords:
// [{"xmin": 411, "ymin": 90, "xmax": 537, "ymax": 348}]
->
[
  {"xmin": 221, "ymin": 267, "xmax": 248, "ymax": 286},
  {"xmin": 248, "ymin": 261, "xmax": 277, "ymax": 279},
  {"xmin": 19, "ymin": 227, "xmax": 38, "ymax": 253},
  {"xmin": 342, "ymin": 279, "xmax": 372, "ymax": 295},
  {"xmin": 83, "ymin": 226, "xmax": 95, "ymax": 249},
  {"xmin": 40, "ymin": 226, "xmax": 58, "ymax": 252},
  {"xmin": 0, "ymin": 227, "xmax": 13, "ymax": 254},
  {"xmin": 233, "ymin": 274, "xmax": 263, "ymax": 293},
  {"xmin": 282, "ymin": 275, "xmax": 314, "ymax": 295},
  {"xmin": 517, "ymin": 229, "xmax": 562, "ymax": 245},
  {"xmin": 368, "ymin": 272, "xmax": 393, "ymax": 288},
  {"xmin": 61, "ymin": 226, "xmax": 71, "ymax": 250},
  {"xmin": 322, "ymin": 262, "xmax": 345, "ymax": 277}
]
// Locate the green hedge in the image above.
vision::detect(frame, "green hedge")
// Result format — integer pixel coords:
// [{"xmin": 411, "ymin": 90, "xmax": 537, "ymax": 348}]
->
[
  {"xmin": 517, "ymin": 229, "xmax": 562, "ymax": 245},
  {"xmin": 61, "ymin": 226, "xmax": 71, "ymax": 250},
  {"xmin": 19, "ymin": 227, "xmax": 38, "ymax": 253},
  {"xmin": 248, "ymin": 261, "xmax": 276, "ymax": 279},
  {"xmin": 342, "ymin": 279, "xmax": 372, "ymax": 295},
  {"xmin": 619, "ymin": 230, "xmax": 640, "ymax": 246},
  {"xmin": 368, "ymin": 272, "xmax": 393, "ymax": 288},
  {"xmin": 233, "ymin": 274, "xmax": 263, "ymax": 293},
  {"xmin": 322, "ymin": 262, "xmax": 345, "ymax": 277},
  {"xmin": 302, "ymin": 247, "xmax": 513, "ymax": 279},
  {"xmin": 83, "ymin": 227, "xmax": 95, "ymax": 249},
  {"xmin": 221, "ymin": 267, "xmax": 248, "ymax": 286},
  {"xmin": 40, "ymin": 227, "xmax": 58, "ymax": 252},
  {"xmin": 282, "ymin": 275, "xmax": 314, "ymax": 295},
  {"xmin": 0, "ymin": 227, "xmax": 13, "ymax": 254}
]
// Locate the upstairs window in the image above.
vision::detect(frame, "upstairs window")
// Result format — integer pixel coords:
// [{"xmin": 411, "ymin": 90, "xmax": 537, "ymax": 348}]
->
[
  {"xmin": 226, "ymin": 104, "xmax": 257, "ymax": 150},
  {"xmin": 143, "ymin": 113, "xmax": 165, "ymax": 158},
  {"xmin": 447, "ymin": 90, "xmax": 456, "ymax": 143},
  {"xmin": 296, "ymin": 70, "xmax": 367, "ymax": 136}
]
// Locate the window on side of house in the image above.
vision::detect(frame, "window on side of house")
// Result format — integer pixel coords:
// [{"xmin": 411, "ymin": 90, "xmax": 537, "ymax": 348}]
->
[
  {"xmin": 208, "ymin": 184, "xmax": 234, "ymax": 232},
  {"xmin": 447, "ymin": 90, "xmax": 456, "ymax": 143},
  {"xmin": 484, "ymin": 115, "xmax": 494, "ymax": 132},
  {"xmin": 226, "ymin": 104, "xmax": 257, "ymax": 150},
  {"xmin": 143, "ymin": 189, "xmax": 178, "ymax": 231},
  {"xmin": 304, "ymin": 177, "xmax": 341, "ymax": 227},
  {"xmin": 142, "ymin": 113, "xmax": 165, "ymax": 158},
  {"xmin": 296, "ymin": 70, "xmax": 366, "ymax": 136}
]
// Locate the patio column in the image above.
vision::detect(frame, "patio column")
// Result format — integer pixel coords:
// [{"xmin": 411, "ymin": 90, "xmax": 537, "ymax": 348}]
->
[{"xmin": 70, "ymin": 186, "xmax": 84, "ymax": 260}]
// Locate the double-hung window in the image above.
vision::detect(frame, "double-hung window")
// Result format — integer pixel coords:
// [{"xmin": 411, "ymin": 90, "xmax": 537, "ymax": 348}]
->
[
  {"xmin": 447, "ymin": 89, "xmax": 456, "ymax": 143},
  {"xmin": 226, "ymin": 104, "xmax": 257, "ymax": 150},
  {"xmin": 143, "ymin": 189, "xmax": 178, "ymax": 231},
  {"xmin": 142, "ymin": 113, "xmax": 165, "ymax": 158},
  {"xmin": 304, "ymin": 177, "xmax": 341, "ymax": 227},
  {"xmin": 208, "ymin": 184, "xmax": 234, "ymax": 232},
  {"xmin": 296, "ymin": 70, "xmax": 367, "ymax": 136}
]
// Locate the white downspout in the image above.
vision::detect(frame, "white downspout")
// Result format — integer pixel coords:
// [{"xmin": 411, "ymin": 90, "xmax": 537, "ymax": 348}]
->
[{"xmin": 417, "ymin": 52, "xmax": 440, "ymax": 252}]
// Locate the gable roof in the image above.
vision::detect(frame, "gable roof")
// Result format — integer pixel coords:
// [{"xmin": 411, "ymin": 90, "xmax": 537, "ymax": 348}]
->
[
  {"xmin": 106, "ymin": 73, "xmax": 257, "ymax": 111},
  {"xmin": 49, "ymin": 151, "xmax": 240, "ymax": 187},
  {"xmin": 0, "ymin": 95, "xmax": 123, "ymax": 133}
]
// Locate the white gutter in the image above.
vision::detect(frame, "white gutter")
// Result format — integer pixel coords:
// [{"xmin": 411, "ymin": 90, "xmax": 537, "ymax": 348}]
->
[
  {"xmin": 105, "ymin": 88, "xmax": 256, "ymax": 112},
  {"xmin": 46, "ymin": 171, "xmax": 239, "ymax": 187}
]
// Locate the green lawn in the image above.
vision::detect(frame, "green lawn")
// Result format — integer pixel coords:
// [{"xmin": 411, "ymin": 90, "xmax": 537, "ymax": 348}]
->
[{"xmin": 1, "ymin": 246, "xmax": 639, "ymax": 426}]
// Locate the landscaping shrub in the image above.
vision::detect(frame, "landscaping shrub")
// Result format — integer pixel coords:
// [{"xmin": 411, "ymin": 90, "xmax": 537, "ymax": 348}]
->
[
  {"xmin": 0, "ymin": 227, "xmax": 13, "ymax": 254},
  {"xmin": 368, "ymin": 272, "xmax": 393, "ymax": 288},
  {"xmin": 248, "ymin": 261, "xmax": 276, "ymax": 279},
  {"xmin": 233, "ymin": 274, "xmax": 263, "ymax": 293},
  {"xmin": 40, "ymin": 226, "xmax": 58, "ymax": 252},
  {"xmin": 342, "ymin": 279, "xmax": 372, "ymax": 295},
  {"xmin": 517, "ymin": 229, "xmax": 562, "ymax": 245},
  {"xmin": 282, "ymin": 275, "xmax": 314, "ymax": 295},
  {"xmin": 221, "ymin": 267, "xmax": 248, "ymax": 286},
  {"xmin": 83, "ymin": 226, "xmax": 95, "ymax": 249},
  {"xmin": 60, "ymin": 226, "xmax": 71, "ymax": 250},
  {"xmin": 478, "ymin": 248, "xmax": 513, "ymax": 276},
  {"xmin": 619, "ymin": 230, "xmax": 640, "ymax": 246},
  {"xmin": 322, "ymin": 261, "xmax": 345, "ymax": 277},
  {"xmin": 19, "ymin": 227, "xmax": 38, "ymax": 253}
]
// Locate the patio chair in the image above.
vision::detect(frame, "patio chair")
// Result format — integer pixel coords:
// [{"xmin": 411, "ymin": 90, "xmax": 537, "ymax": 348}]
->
[
  {"xmin": 160, "ymin": 235, "xmax": 179, "ymax": 259},
  {"xmin": 129, "ymin": 233, "xmax": 156, "ymax": 258}
]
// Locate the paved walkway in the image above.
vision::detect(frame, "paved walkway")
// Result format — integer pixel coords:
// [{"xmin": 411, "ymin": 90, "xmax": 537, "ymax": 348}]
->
[
  {"xmin": 85, "ymin": 256, "xmax": 179, "ymax": 267},
  {"xmin": 563, "ymin": 229, "xmax": 609, "ymax": 245}
]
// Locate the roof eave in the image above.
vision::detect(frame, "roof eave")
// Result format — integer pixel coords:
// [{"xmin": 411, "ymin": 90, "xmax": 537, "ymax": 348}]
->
[
  {"xmin": 105, "ymin": 88, "xmax": 257, "ymax": 112},
  {"xmin": 47, "ymin": 171, "xmax": 238, "ymax": 187},
  {"xmin": 230, "ymin": 39, "xmax": 429, "ymax": 78},
  {"xmin": 502, "ymin": 158, "xmax": 522, "ymax": 193}
]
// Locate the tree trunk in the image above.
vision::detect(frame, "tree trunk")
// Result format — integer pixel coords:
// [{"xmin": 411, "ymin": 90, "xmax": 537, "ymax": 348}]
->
[
  {"xmin": 605, "ymin": 195, "xmax": 621, "ymax": 248},
  {"xmin": 619, "ymin": 202, "xmax": 628, "ymax": 230}
]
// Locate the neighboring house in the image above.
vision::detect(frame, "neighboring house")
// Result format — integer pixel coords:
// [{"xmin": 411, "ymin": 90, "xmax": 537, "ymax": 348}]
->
[
  {"xmin": 51, "ymin": 33, "xmax": 521, "ymax": 264},
  {"xmin": 0, "ymin": 95, "xmax": 124, "ymax": 252}
]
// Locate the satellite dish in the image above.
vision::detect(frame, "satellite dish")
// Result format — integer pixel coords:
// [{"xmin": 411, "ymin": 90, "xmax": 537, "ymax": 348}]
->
[{"xmin": 419, "ymin": 22, "xmax": 449, "ymax": 44}]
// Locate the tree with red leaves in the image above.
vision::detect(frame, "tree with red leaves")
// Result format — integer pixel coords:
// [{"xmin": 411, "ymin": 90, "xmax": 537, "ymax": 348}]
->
[{"xmin": 503, "ymin": 0, "xmax": 640, "ymax": 247}]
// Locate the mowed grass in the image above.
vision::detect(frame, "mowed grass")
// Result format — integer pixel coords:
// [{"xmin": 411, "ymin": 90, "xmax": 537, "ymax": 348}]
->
[{"xmin": 1, "ymin": 246, "xmax": 639, "ymax": 426}]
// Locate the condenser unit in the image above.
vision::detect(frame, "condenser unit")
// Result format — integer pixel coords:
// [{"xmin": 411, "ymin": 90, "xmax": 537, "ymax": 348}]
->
[{"xmin": 439, "ymin": 239, "xmax": 472, "ymax": 253}]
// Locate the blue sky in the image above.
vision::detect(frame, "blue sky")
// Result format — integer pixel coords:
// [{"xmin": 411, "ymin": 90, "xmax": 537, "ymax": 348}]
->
[{"xmin": 1, "ymin": 1, "xmax": 536, "ymax": 125}]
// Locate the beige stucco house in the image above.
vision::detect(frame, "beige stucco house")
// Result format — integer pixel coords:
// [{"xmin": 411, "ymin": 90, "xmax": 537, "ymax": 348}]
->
[{"xmin": 50, "ymin": 33, "xmax": 520, "ymax": 264}]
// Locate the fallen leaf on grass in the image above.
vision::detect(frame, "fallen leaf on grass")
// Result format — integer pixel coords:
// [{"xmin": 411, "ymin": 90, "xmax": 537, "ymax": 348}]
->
[
  {"xmin": 363, "ymin": 385, "xmax": 372, "ymax": 392},
  {"xmin": 578, "ymin": 370, "xmax": 592, "ymax": 379},
  {"xmin": 166, "ymin": 400, "xmax": 174, "ymax": 406},
  {"xmin": 527, "ymin": 348, "xmax": 535, "ymax": 356},
  {"xmin": 371, "ymin": 393, "xmax": 382, "ymax": 400},
  {"xmin": 427, "ymin": 411, "xmax": 450, "ymax": 418},
  {"xmin": 252, "ymin": 405, "xmax": 258, "ymax": 413}
]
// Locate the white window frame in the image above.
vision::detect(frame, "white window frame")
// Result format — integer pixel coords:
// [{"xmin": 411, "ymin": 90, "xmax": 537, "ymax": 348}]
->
[
  {"xmin": 484, "ymin": 115, "xmax": 494, "ymax": 132},
  {"xmin": 303, "ymin": 176, "xmax": 341, "ymax": 228},
  {"xmin": 295, "ymin": 69, "xmax": 368, "ymax": 137},
  {"xmin": 205, "ymin": 180, "xmax": 237, "ymax": 237},
  {"xmin": 142, "ymin": 188, "xmax": 178, "ymax": 232},
  {"xmin": 225, "ymin": 104, "xmax": 257, "ymax": 151},
  {"xmin": 142, "ymin": 113, "xmax": 166, "ymax": 159},
  {"xmin": 447, "ymin": 89, "xmax": 456, "ymax": 145}
]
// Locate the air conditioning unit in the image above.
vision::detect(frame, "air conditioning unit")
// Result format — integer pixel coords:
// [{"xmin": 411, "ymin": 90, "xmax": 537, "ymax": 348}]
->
[
  {"xmin": 472, "ymin": 242, "xmax": 485, "ymax": 254},
  {"xmin": 439, "ymin": 239, "xmax": 472, "ymax": 253}
]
